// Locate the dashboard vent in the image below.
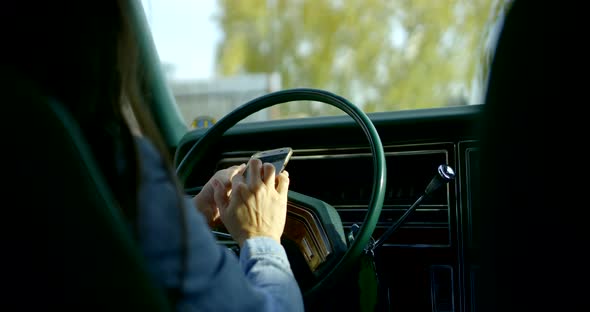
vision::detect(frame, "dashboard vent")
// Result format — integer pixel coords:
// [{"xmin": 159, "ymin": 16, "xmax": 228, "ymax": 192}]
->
[{"xmin": 215, "ymin": 145, "xmax": 454, "ymax": 247}]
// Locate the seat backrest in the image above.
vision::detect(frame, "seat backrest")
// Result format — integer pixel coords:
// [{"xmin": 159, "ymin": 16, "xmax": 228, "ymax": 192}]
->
[
  {"xmin": 477, "ymin": 1, "xmax": 585, "ymax": 311},
  {"xmin": 2, "ymin": 69, "xmax": 170, "ymax": 310}
]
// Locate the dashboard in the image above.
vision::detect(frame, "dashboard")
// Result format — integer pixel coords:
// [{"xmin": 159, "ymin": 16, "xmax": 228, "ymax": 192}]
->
[{"xmin": 176, "ymin": 104, "xmax": 483, "ymax": 312}]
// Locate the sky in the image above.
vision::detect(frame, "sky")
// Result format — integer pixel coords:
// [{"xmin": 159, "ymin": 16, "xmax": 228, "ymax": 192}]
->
[
  {"xmin": 140, "ymin": 0, "xmax": 220, "ymax": 80},
  {"xmin": 139, "ymin": 0, "xmax": 408, "ymax": 82}
]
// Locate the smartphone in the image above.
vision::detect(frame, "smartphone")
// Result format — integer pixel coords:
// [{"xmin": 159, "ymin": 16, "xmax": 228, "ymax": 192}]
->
[{"xmin": 244, "ymin": 147, "xmax": 293, "ymax": 179}]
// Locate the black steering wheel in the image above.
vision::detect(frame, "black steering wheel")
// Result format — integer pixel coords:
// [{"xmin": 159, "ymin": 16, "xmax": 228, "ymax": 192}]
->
[{"xmin": 175, "ymin": 88, "xmax": 386, "ymax": 297}]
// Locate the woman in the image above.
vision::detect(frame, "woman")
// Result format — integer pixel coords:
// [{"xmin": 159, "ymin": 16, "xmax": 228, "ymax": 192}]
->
[{"xmin": 5, "ymin": 1, "xmax": 303, "ymax": 311}]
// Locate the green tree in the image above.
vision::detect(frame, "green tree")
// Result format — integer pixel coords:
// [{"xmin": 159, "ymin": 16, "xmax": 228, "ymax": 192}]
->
[{"xmin": 215, "ymin": 0, "xmax": 511, "ymax": 118}]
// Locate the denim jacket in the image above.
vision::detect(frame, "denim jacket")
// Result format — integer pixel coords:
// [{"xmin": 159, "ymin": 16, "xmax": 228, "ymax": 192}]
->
[{"xmin": 134, "ymin": 138, "xmax": 303, "ymax": 311}]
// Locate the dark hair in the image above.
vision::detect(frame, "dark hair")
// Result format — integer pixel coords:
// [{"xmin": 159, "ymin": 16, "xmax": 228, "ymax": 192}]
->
[{"xmin": 4, "ymin": 1, "xmax": 174, "ymax": 225}]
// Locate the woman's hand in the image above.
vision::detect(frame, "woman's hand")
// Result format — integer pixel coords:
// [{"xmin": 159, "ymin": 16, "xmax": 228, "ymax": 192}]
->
[
  {"xmin": 193, "ymin": 164, "xmax": 246, "ymax": 227},
  {"xmin": 212, "ymin": 158, "xmax": 290, "ymax": 247}
]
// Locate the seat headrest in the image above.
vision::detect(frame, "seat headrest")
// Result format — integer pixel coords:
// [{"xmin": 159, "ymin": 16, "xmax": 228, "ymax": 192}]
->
[{"xmin": 2, "ymin": 68, "xmax": 170, "ymax": 310}]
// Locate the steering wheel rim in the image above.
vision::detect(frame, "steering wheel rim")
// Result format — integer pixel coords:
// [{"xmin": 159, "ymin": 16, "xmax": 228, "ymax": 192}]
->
[{"xmin": 175, "ymin": 88, "xmax": 386, "ymax": 296}]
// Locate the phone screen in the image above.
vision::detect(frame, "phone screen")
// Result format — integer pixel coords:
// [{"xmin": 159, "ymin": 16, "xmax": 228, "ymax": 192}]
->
[
  {"xmin": 245, "ymin": 147, "xmax": 292, "ymax": 178},
  {"xmin": 258, "ymin": 153, "xmax": 291, "ymax": 174}
]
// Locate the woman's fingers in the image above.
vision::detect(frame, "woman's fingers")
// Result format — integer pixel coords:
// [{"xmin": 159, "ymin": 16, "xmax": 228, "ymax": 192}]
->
[
  {"xmin": 228, "ymin": 164, "xmax": 246, "ymax": 179},
  {"xmin": 219, "ymin": 164, "xmax": 290, "ymax": 247},
  {"xmin": 215, "ymin": 164, "xmax": 246, "ymax": 187},
  {"xmin": 262, "ymin": 163, "xmax": 276, "ymax": 188},
  {"xmin": 276, "ymin": 170, "xmax": 290, "ymax": 195},
  {"xmin": 212, "ymin": 178, "xmax": 229, "ymax": 210},
  {"xmin": 246, "ymin": 158, "xmax": 263, "ymax": 190}
]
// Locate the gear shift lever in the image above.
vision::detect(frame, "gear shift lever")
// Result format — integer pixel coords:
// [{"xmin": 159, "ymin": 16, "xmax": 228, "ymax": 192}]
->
[
  {"xmin": 424, "ymin": 165, "xmax": 456, "ymax": 196},
  {"xmin": 370, "ymin": 164, "xmax": 455, "ymax": 250}
]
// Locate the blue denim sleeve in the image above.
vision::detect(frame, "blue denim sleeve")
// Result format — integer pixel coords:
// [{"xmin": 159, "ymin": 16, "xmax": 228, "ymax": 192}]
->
[
  {"xmin": 239, "ymin": 237, "xmax": 303, "ymax": 309},
  {"xmin": 134, "ymin": 138, "xmax": 303, "ymax": 312}
]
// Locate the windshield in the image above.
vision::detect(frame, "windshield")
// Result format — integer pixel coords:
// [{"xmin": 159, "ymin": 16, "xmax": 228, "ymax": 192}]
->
[{"xmin": 141, "ymin": 0, "xmax": 510, "ymax": 128}]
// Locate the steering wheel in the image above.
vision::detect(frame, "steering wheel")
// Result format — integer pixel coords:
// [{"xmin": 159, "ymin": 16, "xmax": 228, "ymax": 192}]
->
[{"xmin": 175, "ymin": 88, "xmax": 386, "ymax": 297}]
